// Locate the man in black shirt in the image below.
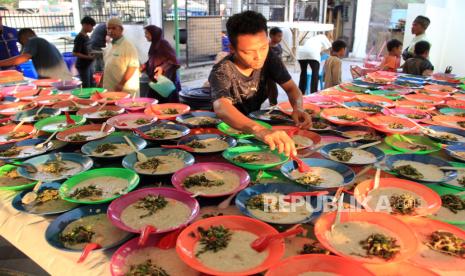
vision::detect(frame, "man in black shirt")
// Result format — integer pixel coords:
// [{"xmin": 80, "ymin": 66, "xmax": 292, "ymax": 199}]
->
[
  {"xmin": 73, "ymin": 16, "xmax": 96, "ymax": 87},
  {"xmin": 90, "ymin": 23, "xmax": 107, "ymax": 72},
  {"xmin": 402, "ymin": 40, "xmax": 434, "ymax": 76},
  {"xmin": 209, "ymin": 11, "xmax": 311, "ymax": 156}
]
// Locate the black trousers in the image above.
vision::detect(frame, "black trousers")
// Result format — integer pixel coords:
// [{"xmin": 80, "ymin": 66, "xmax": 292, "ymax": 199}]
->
[
  {"xmin": 77, "ymin": 66, "xmax": 94, "ymax": 88},
  {"xmin": 298, "ymin": 59, "xmax": 320, "ymax": 94}
]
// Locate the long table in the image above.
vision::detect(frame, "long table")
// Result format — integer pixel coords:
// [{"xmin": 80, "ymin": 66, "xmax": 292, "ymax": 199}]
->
[{"xmin": 1, "ymin": 131, "xmax": 464, "ymax": 275}]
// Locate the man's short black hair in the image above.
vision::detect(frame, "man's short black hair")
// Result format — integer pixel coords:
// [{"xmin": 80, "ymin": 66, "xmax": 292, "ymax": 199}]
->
[
  {"xmin": 18, "ymin": 28, "xmax": 36, "ymax": 39},
  {"xmin": 414, "ymin": 15, "xmax": 430, "ymax": 29},
  {"xmin": 226, "ymin": 11, "xmax": 267, "ymax": 48},
  {"xmin": 81, "ymin": 16, "xmax": 96, "ymax": 26},
  {"xmin": 269, "ymin": 27, "xmax": 282, "ymax": 36},
  {"xmin": 387, "ymin": 39, "xmax": 402, "ymax": 52},
  {"xmin": 332, "ymin": 40, "xmax": 347, "ymax": 52},
  {"xmin": 414, "ymin": 40, "xmax": 430, "ymax": 55}
]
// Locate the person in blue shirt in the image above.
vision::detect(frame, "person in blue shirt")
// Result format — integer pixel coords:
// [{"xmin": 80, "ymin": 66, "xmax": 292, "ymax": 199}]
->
[
  {"xmin": 0, "ymin": 28, "xmax": 72, "ymax": 80},
  {"xmin": 0, "ymin": 16, "xmax": 20, "ymax": 70}
]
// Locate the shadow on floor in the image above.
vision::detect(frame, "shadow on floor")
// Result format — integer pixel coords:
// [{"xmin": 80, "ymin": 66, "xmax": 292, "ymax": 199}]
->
[{"xmin": 0, "ymin": 237, "xmax": 49, "ymax": 276}]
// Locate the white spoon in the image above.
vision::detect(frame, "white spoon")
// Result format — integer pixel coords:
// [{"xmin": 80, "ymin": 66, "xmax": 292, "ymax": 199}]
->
[
  {"xmin": 331, "ymin": 193, "xmax": 344, "ymax": 234},
  {"xmin": 22, "ymin": 180, "xmax": 43, "ymax": 205},
  {"xmin": 123, "ymin": 136, "xmax": 147, "ymax": 162},
  {"xmin": 355, "ymin": 140, "xmax": 382, "ymax": 149},
  {"xmin": 34, "ymin": 130, "xmax": 58, "ymax": 149}
]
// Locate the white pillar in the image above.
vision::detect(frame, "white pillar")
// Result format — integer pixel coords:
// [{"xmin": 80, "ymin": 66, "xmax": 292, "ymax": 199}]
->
[
  {"xmin": 72, "ymin": 0, "xmax": 81, "ymax": 33},
  {"xmin": 289, "ymin": 0, "xmax": 295, "ymax": 23},
  {"xmin": 149, "ymin": 0, "xmax": 163, "ymax": 28},
  {"xmin": 351, "ymin": 0, "xmax": 372, "ymax": 58}
]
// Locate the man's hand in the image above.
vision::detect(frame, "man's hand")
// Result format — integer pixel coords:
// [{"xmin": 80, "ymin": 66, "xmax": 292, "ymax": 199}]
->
[
  {"xmin": 254, "ymin": 129, "xmax": 297, "ymax": 156},
  {"xmin": 291, "ymin": 108, "xmax": 312, "ymax": 129}
]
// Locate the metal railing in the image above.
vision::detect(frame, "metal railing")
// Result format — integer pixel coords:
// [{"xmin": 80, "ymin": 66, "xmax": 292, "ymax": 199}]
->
[
  {"xmin": 2, "ymin": 12, "xmax": 75, "ymax": 33},
  {"xmin": 82, "ymin": 3, "xmax": 149, "ymax": 24}
]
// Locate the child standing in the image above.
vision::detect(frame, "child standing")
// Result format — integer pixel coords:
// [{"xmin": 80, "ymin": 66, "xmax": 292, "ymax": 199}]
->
[
  {"xmin": 267, "ymin": 27, "xmax": 283, "ymax": 105},
  {"xmin": 402, "ymin": 40, "xmax": 434, "ymax": 76},
  {"xmin": 324, "ymin": 40, "xmax": 346, "ymax": 88},
  {"xmin": 379, "ymin": 39, "xmax": 402, "ymax": 72},
  {"xmin": 73, "ymin": 16, "xmax": 96, "ymax": 88},
  {"xmin": 269, "ymin": 27, "xmax": 283, "ymax": 58}
]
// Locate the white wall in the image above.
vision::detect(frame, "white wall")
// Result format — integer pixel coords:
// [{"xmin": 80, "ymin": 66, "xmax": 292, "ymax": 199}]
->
[
  {"xmin": 123, "ymin": 24, "xmax": 150, "ymax": 64},
  {"xmin": 149, "ymin": 0, "xmax": 163, "ymax": 28},
  {"xmin": 404, "ymin": 0, "xmax": 465, "ymax": 75},
  {"xmin": 351, "ymin": 0, "xmax": 372, "ymax": 58},
  {"xmin": 434, "ymin": 0, "xmax": 465, "ymax": 76}
]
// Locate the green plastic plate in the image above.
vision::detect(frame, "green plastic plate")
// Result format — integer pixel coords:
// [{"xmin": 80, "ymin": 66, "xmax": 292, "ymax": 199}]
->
[
  {"xmin": 428, "ymin": 184, "xmax": 465, "ymax": 225},
  {"xmin": 368, "ymin": 90, "xmax": 402, "ymax": 100},
  {"xmin": 222, "ymin": 145, "xmax": 289, "ymax": 170},
  {"xmin": 385, "ymin": 134, "xmax": 442, "ymax": 155},
  {"xmin": 59, "ymin": 168, "xmax": 139, "ymax": 204},
  {"xmin": 71, "ymin": 87, "xmax": 105, "ymax": 99},
  {"xmin": 34, "ymin": 115, "xmax": 86, "ymax": 133},
  {"xmin": 0, "ymin": 163, "xmax": 37, "ymax": 191},
  {"xmin": 217, "ymin": 120, "xmax": 271, "ymax": 139},
  {"xmin": 438, "ymin": 107, "xmax": 465, "ymax": 116}
]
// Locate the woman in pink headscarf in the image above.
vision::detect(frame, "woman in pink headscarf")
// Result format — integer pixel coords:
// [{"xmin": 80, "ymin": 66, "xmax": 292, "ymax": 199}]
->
[{"xmin": 143, "ymin": 25, "xmax": 181, "ymax": 103}]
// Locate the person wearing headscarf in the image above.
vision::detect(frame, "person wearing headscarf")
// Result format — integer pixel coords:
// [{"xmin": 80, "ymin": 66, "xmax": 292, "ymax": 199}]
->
[
  {"xmin": 402, "ymin": 15, "xmax": 430, "ymax": 61},
  {"xmin": 142, "ymin": 25, "xmax": 181, "ymax": 103}
]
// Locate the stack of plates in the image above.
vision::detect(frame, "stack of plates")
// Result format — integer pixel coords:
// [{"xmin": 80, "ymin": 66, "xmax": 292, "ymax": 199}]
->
[{"xmin": 179, "ymin": 87, "xmax": 212, "ymax": 110}]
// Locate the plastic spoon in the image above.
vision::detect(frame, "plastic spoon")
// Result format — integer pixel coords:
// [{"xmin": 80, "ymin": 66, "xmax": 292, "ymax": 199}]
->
[
  {"xmin": 34, "ymin": 130, "xmax": 58, "ymax": 149},
  {"xmin": 156, "ymin": 227, "xmax": 185, "ymax": 249},
  {"xmin": 77, "ymin": 242, "xmax": 101, "ymax": 263},
  {"xmin": 190, "ymin": 191, "xmax": 204, "ymax": 198},
  {"xmin": 161, "ymin": 144, "xmax": 195, "ymax": 152},
  {"xmin": 290, "ymin": 153, "xmax": 311, "ymax": 173},
  {"xmin": 132, "ymin": 128, "xmax": 153, "ymax": 140},
  {"xmin": 150, "ymin": 105, "xmax": 162, "ymax": 115},
  {"xmin": 355, "ymin": 140, "xmax": 382, "ymax": 149},
  {"xmin": 9, "ymin": 118, "xmax": 27, "ymax": 134},
  {"xmin": 64, "ymin": 111, "xmax": 75, "ymax": 125},
  {"xmin": 123, "ymin": 136, "xmax": 147, "ymax": 162},
  {"xmin": 99, "ymin": 122, "xmax": 107, "ymax": 133},
  {"xmin": 96, "ymin": 102, "xmax": 108, "ymax": 112},
  {"xmin": 21, "ymin": 180, "xmax": 43, "ymax": 204},
  {"xmin": 331, "ymin": 193, "xmax": 344, "ymax": 234},
  {"xmin": 94, "ymin": 91, "xmax": 103, "ymax": 100},
  {"xmin": 138, "ymin": 225, "xmax": 157, "ymax": 246},
  {"xmin": 251, "ymin": 225, "xmax": 304, "ymax": 252},
  {"xmin": 33, "ymin": 105, "xmax": 45, "ymax": 118},
  {"xmin": 372, "ymin": 168, "xmax": 381, "ymax": 190}
]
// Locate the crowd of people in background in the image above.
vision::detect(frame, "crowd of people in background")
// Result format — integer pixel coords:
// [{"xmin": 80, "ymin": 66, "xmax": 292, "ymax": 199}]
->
[{"xmin": 0, "ymin": 12, "xmax": 435, "ymax": 104}]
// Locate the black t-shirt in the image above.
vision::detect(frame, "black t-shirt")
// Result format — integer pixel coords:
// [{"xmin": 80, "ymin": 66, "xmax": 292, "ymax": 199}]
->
[
  {"xmin": 73, "ymin": 33, "xmax": 92, "ymax": 69},
  {"xmin": 402, "ymin": 56, "xmax": 434, "ymax": 76},
  {"xmin": 209, "ymin": 50, "xmax": 291, "ymax": 114}
]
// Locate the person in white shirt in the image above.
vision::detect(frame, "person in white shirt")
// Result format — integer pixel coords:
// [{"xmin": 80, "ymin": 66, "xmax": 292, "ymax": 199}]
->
[
  {"xmin": 297, "ymin": 32, "xmax": 332, "ymax": 94},
  {"xmin": 101, "ymin": 18, "xmax": 140, "ymax": 95},
  {"xmin": 402, "ymin": 15, "xmax": 430, "ymax": 61}
]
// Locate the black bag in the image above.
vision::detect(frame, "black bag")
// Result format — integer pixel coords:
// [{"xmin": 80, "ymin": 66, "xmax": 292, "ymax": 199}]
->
[{"xmin": 402, "ymin": 47, "xmax": 414, "ymax": 61}]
